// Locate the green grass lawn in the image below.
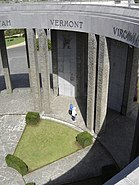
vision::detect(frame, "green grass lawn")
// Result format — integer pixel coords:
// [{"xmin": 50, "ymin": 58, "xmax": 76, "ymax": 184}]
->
[
  {"xmin": 14, "ymin": 119, "xmax": 81, "ymax": 172},
  {"xmin": 6, "ymin": 36, "xmax": 25, "ymax": 47}
]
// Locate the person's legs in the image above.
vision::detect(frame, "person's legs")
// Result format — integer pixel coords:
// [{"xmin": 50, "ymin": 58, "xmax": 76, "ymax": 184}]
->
[{"xmin": 72, "ymin": 116, "xmax": 75, "ymax": 121}]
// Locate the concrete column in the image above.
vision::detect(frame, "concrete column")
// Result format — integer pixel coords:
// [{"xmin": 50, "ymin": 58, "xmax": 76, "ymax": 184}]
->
[
  {"xmin": 84, "ymin": 34, "xmax": 88, "ymax": 97},
  {"xmin": 87, "ymin": 34, "xmax": 97, "ymax": 132},
  {"xmin": 0, "ymin": 30, "xmax": 12, "ymax": 93},
  {"xmin": 26, "ymin": 29, "xmax": 41, "ymax": 112},
  {"xmin": 128, "ymin": 47, "xmax": 139, "ymax": 109},
  {"xmin": 24, "ymin": 29, "xmax": 33, "ymax": 91},
  {"xmin": 38, "ymin": 29, "xmax": 50, "ymax": 114},
  {"xmin": 122, "ymin": 47, "xmax": 139, "ymax": 115},
  {"xmin": 47, "ymin": 29, "xmax": 53, "ymax": 93},
  {"xmin": 130, "ymin": 107, "xmax": 139, "ymax": 161},
  {"xmin": 51, "ymin": 30, "xmax": 58, "ymax": 96},
  {"xmin": 47, "ymin": 29, "xmax": 53, "ymax": 74},
  {"xmin": 95, "ymin": 36, "xmax": 110, "ymax": 134},
  {"xmin": 76, "ymin": 32, "xmax": 84, "ymax": 97}
]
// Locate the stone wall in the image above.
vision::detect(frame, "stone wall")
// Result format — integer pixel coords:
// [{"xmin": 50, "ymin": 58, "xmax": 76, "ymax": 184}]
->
[
  {"xmin": 0, "ymin": 4, "xmax": 139, "ymax": 48},
  {"xmin": 108, "ymin": 39, "xmax": 128, "ymax": 112}
]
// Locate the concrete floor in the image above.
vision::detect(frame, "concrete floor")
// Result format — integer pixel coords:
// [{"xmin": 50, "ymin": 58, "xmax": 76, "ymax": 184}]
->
[
  {"xmin": 49, "ymin": 94, "xmax": 139, "ymax": 169},
  {"xmin": 0, "ymin": 43, "xmax": 138, "ymax": 184},
  {"xmin": 0, "ymin": 88, "xmax": 138, "ymax": 184},
  {"xmin": 49, "ymin": 95, "xmax": 87, "ymax": 131}
]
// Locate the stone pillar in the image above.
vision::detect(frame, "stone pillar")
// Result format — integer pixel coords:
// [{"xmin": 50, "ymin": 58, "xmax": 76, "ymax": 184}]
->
[
  {"xmin": 24, "ymin": 29, "xmax": 32, "ymax": 91},
  {"xmin": 87, "ymin": 34, "xmax": 97, "ymax": 132},
  {"xmin": 26, "ymin": 29, "xmax": 41, "ymax": 112},
  {"xmin": 47, "ymin": 29, "xmax": 53, "ymax": 74},
  {"xmin": 38, "ymin": 29, "xmax": 50, "ymax": 113},
  {"xmin": 130, "ymin": 107, "xmax": 139, "ymax": 161},
  {"xmin": 84, "ymin": 34, "xmax": 88, "ymax": 97},
  {"xmin": 0, "ymin": 30, "xmax": 12, "ymax": 93},
  {"xmin": 76, "ymin": 32, "xmax": 85, "ymax": 97},
  {"xmin": 122, "ymin": 47, "xmax": 139, "ymax": 115},
  {"xmin": 95, "ymin": 36, "xmax": 110, "ymax": 134},
  {"xmin": 47, "ymin": 29, "xmax": 53, "ymax": 93},
  {"xmin": 51, "ymin": 30, "xmax": 59, "ymax": 96}
]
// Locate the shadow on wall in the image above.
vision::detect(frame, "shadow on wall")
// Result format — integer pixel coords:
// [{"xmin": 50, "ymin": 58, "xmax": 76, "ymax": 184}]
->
[
  {"xmin": 41, "ymin": 109, "xmax": 137, "ymax": 185},
  {"xmin": 11, "ymin": 73, "xmax": 30, "ymax": 89},
  {"xmin": 75, "ymin": 96, "xmax": 87, "ymax": 125},
  {"xmin": 0, "ymin": 73, "xmax": 29, "ymax": 90},
  {"xmin": 0, "ymin": 73, "xmax": 42, "ymax": 91},
  {"xmin": 0, "ymin": 75, "xmax": 6, "ymax": 90}
]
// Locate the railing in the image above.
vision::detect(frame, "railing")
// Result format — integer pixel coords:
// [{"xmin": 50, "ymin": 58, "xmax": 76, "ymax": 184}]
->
[{"xmin": 0, "ymin": 0, "xmax": 138, "ymax": 7}]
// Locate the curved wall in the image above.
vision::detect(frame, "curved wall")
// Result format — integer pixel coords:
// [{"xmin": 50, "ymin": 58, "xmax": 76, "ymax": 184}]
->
[
  {"xmin": 0, "ymin": 3, "xmax": 139, "ymax": 47},
  {"xmin": 0, "ymin": 3, "xmax": 138, "ymax": 134}
]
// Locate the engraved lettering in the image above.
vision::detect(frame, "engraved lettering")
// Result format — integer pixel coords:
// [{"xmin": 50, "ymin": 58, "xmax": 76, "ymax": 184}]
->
[
  {"xmin": 2, "ymin": 21, "xmax": 6, "ymax": 26},
  {"xmin": 55, "ymin": 20, "xmax": 59, "ymax": 26},
  {"xmin": 113, "ymin": 27, "xmax": 139, "ymax": 47},
  {"xmin": 120, "ymin": 29, "xmax": 123, "ymax": 38},
  {"xmin": 60, "ymin": 20, "xmax": 63, "ymax": 26},
  {"xmin": 69, "ymin": 21, "xmax": 74, "ymax": 27},
  {"xmin": 113, "ymin": 27, "xmax": 118, "ymax": 35},
  {"xmin": 79, "ymin": 22, "xmax": 83, "ymax": 29},
  {"xmin": 6, "ymin": 20, "xmax": 11, "ymax": 26},
  {"xmin": 74, "ymin": 21, "xmax": 79, "ymax": 28},
  {"xmin": 50, "ymin": 19, "xmax": 54, "ymax": 25},
  {"xmin": 64, "ymin": 21, "xmax": 69, "ymax": 27},
  {"xmin": 123, "ymin": 30, "xmax": 127, "ymax": 39},
  {"xmin": 50, "ymin": 19, "xmax": 83, "ymax": 29}
]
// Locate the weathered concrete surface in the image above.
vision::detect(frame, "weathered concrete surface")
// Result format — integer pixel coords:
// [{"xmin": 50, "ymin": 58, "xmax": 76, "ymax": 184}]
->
[
  {"xmin": 87, "ymin": 33, "xmax": 97, "ymax": 132},
  {"xmin": 49, "ymin": 95, "xmax": 87, "ymax": 130},
  {"xmin": 95, "ymin": 36, "xmax": 110, "ymax": 134},
  {"xmin": 38, "ymin": 29, "xmax": 51, "ymax": 113},
  {"xmin": 0, "ymin": 93, "xmax": 138, "ymax": 185},
  {"xmin": 0, "ymin": 88, "xmax": 34, "ymax": 115},
  {"xmin": 0, "ymin": 4, "xmax": 139, "ymax": 48},
  {"xmin": 0, "ymin": 30, "xmax": 12, "ymax": 93},
  {"xmin": 26, "ymin": 29, "xmax": 41, "ymax": 112},
  {"xmin": 0, "ymin": 115, "xmax": 25, "ymax": 185},
  {"xmin": 108, "ymin": 40, "xmax": 128, "ymax": 113},
  {"xmin": 51, "ymin": 30, "xmax": 58, "ymax": 96},
  {"xmin": 126, "ymin": 48, "xmax": 139, "ymax": 114}
]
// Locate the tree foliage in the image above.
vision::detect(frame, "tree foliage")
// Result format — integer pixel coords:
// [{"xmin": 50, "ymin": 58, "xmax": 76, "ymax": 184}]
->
[{"xmin": 4, "ymin": 29, "xmax": 24, "ymax": 37}]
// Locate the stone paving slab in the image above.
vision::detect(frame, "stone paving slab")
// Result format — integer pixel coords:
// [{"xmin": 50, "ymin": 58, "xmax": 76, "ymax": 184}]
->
[
  {"xmin": 0, "ymin": 92, "xmax": 138, "ymax": 185},
  {"xmin": 49, "ymin": 95, "xmax": 87, "ymax": 130},
  {"xmin": 0, "ymin": 113, "xmax": 114, "ymax": 185},
  {"xmin": 0, "ymin": 115, "xmax": 26, "ymax": 185},
  {"xmin": 0, "ymin": 88, "xmax": 34, "ymax": 115}
]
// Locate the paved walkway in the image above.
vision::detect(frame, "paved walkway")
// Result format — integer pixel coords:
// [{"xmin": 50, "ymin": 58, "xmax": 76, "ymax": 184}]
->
[
  {"xmin": 0, "ymin": 89, "xmax": 138, "ymax": 185},
  {"xmin": 7, "ymin": 41, "xmax": 25, "ymax": 49},
  {"xmin": 0, "ymin": 113, "xmax": 113, "ymax": 185},
  {"xmin": 49, "ymin": 95, "xmax": 87, "ymax": 131},
  {"xmin": 0, "ymin": 115, "xmax": 25, "ymax": 185}
]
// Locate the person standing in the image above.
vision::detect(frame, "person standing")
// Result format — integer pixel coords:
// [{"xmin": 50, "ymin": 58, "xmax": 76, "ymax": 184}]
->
[
  {"xmin": 72, "ymin": 106, "xmax": 77, "ymax": 122},
  {"xmin": 69, "ymin": 104, "xmax": 73, "ymax": 115}
]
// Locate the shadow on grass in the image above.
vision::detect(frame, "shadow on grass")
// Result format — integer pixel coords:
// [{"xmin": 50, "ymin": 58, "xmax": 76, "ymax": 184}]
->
[{"xmin": 40, "ymin": 110, "xmax": 137, "ymax": 185}]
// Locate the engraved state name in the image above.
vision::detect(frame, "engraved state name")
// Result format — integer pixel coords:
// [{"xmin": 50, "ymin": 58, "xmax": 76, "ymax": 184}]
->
[
  {"xmin": 113, "ymin": 27, "xmax": 139, "ymax": 46},
  {"xmin": 50, "ymin": 19, "xmax": 83, "ymax": 29},
  {"xmin": 0, "ymin": 20, "xmax": 11, "ymax": 27}
]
